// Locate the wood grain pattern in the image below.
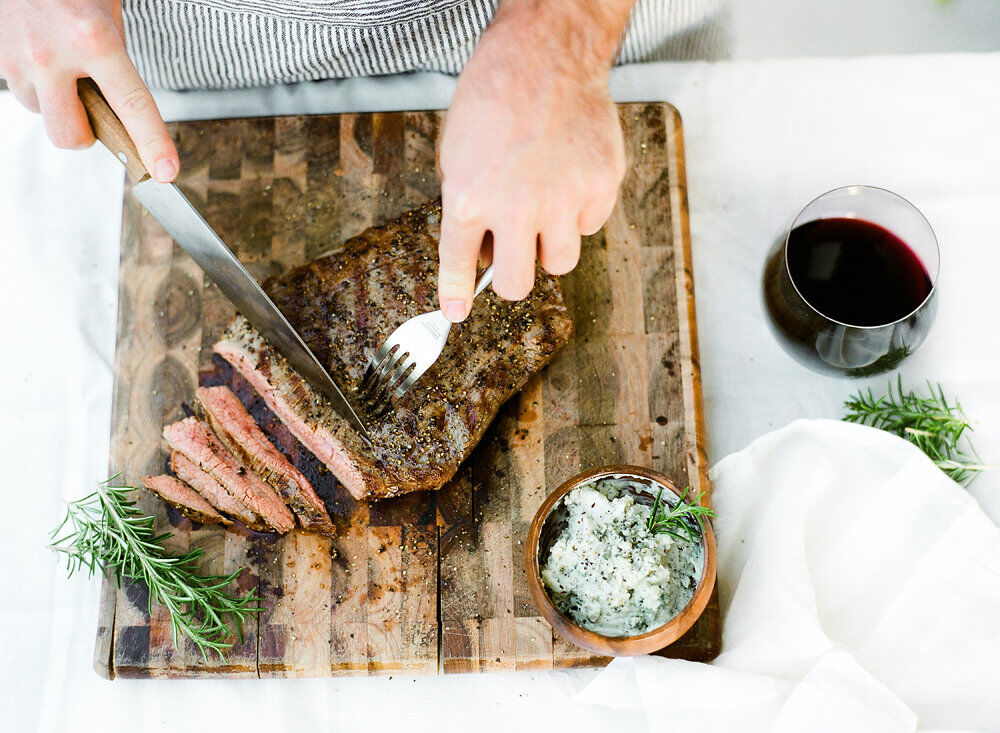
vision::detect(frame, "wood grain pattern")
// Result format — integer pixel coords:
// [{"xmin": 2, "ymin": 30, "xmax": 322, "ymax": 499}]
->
[{"xmin": 95, "ymin": 104, "xmax": 719, "ymax": 678}]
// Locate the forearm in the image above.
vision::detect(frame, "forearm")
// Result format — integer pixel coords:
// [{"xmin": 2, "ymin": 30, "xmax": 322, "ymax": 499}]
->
[
  {"xmin": 436, "ymin": 0, "xmax": 630, "ymax": 314},
  {"xmin": 490, "ymin": 0, "xmax": 636, "ymax": 75}
]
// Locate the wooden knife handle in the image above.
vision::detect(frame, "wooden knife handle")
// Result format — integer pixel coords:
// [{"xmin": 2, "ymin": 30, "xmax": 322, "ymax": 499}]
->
[{"xmin": 76, "ymin": 78, "xmax": 150, "ymax": 182}]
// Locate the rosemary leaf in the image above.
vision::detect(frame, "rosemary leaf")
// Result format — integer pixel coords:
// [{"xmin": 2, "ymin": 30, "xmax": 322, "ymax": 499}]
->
[
  {"xmin": 646, "ymin": 486, "xmax": 716, "ymax": 541},
  {"xmin": 844, "ymin": 377, "xmax": 992, "ymax": 486},
  {"xmin": 50, "ymin": 476, "xmax": 259, "ymax": 661}
]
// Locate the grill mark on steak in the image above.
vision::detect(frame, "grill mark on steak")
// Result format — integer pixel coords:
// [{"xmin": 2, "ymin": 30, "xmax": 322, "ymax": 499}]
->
[
  {"xmin": 197, "ymin": 385, "xmax": 335, "ymax": 534},
  {"xmin": 141, "ymin": 475, "xmax": 229, "ymax": 526},
  {"xmin": 215, "ymin": 200, "xmax": 573, "ymax": 500},
  {"xmin": 169, "ymin": 451, "xmax": 266, "ymax": 530},
  {"xmin": 163, "ymin": 417, "xmax": 296, "ymax": 533}
]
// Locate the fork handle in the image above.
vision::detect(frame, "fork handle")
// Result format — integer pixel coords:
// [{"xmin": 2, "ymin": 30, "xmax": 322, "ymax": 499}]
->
[{"xmin": 473, "ymin": 264, "xmax": 494, "ymax": 299}]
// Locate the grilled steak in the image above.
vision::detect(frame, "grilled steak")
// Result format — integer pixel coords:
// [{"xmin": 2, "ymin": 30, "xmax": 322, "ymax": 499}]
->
[
  {"xmin": 197, "ymin": 385, "xmax": 334, "ymax": 534},
  {"xmin": 163, "ymin": 417, "xmax": 295, "ymax": 533},
  {"xmin": 215, "ymin": 200, "xmax": 573, "ymax": 500},
  {"xmin": 141, "ymin": 474, "xmax": 229, "ymax": 526},
  {"xmin": 170, "ymin": 451, "xmax": 267, "ymax": 531}
]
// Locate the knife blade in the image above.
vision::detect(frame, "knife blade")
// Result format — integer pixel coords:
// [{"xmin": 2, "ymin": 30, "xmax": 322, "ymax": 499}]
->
[{"xmin": 77, "ymin": 79, "xmax": 374, "ymax": 446}]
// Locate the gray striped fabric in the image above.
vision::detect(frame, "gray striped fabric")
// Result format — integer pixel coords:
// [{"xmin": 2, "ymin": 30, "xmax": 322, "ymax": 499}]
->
[{"xmin": 123, "ymin": 0, "xmax": 728, "ymax": 90}]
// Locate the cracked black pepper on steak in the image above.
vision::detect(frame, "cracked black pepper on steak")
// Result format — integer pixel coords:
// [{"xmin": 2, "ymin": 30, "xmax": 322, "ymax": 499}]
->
[{"xmin": 214, "ymin": 200, "xmax": 573, "ymax": 500}]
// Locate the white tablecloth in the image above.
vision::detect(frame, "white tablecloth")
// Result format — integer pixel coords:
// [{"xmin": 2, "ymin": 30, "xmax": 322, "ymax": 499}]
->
[
  {"xmin": 2, "ymin": 53, "xmax": 998, "ymax": 731},
  {"xmin": 576, "ymin": 419, "xmax": 1000, "ymax": 732}
]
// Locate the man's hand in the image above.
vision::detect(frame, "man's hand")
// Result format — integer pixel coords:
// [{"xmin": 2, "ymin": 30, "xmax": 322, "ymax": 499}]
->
[
  {"xmin": 0, "ymin": 0, "xmax": 178, "ymax": 181},
  {"xmin": 437, "ymin": 0, "xmax": 632, "ymax": 321}
]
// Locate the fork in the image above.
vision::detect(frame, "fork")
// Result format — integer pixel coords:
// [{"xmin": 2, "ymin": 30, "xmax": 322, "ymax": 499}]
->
[{"xmin": 359, "ymin": 265, "xmax": 494, "ymax": 416}]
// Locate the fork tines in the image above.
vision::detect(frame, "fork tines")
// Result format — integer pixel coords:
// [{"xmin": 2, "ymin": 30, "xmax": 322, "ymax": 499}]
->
[{"xmin": 359, "ymin": 343, "xmax": 416, "ymax": 417}]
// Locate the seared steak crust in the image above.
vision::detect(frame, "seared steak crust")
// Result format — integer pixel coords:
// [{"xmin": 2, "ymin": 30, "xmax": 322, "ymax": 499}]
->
[{"xmin": 217, "ymin": 200, "xmax": 573, "ymax": 500}]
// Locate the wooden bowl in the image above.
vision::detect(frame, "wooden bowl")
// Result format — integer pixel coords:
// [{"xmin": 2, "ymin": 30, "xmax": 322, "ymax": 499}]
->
[{"xmin": 524, "ymin": 465, "xmax": 717, "ymax": 656}]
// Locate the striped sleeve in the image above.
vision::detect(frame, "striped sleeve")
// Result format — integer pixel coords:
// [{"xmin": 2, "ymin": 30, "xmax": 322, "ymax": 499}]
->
[{"xmin": 123, "ymin": 0, "xmax": 728, "ymax": 91}]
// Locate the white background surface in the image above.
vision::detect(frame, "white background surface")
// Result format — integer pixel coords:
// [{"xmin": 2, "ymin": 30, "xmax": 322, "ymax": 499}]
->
[
  {"xmin": 729, "ymin": 0, "xmax": 1000, "ymax": 58},
  {"xmin": 2, "ymin": 52, "xmax": 999, "ymax": 731}
]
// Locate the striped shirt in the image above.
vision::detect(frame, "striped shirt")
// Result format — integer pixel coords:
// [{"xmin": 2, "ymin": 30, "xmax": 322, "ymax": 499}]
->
[{"xmin": 123, "ymin": 0, "xmax": 728, "ymax": 90}]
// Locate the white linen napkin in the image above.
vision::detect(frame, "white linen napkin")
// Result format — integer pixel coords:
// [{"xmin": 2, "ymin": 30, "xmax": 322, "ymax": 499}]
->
[{"xmin": 573, "ymin": 419, "xmax": 1000, "ymax": 732}]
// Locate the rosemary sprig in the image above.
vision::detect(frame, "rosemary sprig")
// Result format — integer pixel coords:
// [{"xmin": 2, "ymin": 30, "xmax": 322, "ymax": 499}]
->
[
  {"xmin": 646, "ymin": 486, "xmax": 716, "ymax": 542},
  {"xmin": 50, "ymin": 476, "xmax": 259, "ymax": 661},
  {"xmin": 844, "ymin": 377, "xmax": 993, "ymax": 486}
]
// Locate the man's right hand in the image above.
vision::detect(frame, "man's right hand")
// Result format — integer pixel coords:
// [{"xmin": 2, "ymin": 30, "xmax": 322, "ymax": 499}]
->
[{"xmin": 0, "ymin": 0, "xmax": 178, "ymax": 182}]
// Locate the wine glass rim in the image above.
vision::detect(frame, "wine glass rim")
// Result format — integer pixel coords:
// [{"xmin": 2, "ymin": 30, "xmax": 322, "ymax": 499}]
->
[{"xmin": 783, "ymin": 185, "xmax": 940, "ymax": 330}]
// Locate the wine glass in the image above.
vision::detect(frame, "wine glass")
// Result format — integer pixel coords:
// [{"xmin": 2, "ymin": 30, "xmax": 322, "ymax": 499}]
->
[{"xmin": 763, "ymin": 186, "xmax": 939, "ymax": 377}]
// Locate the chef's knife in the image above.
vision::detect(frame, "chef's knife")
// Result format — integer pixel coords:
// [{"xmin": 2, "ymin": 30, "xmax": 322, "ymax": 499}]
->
[{"xmin": 77, "ymin": 79, "xmax": 374, "ymax": 446}]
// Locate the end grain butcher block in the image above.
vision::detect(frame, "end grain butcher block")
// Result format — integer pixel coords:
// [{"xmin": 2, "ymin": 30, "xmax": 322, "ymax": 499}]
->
[{"xmin": 95, "ymin": 103, "xmax": 719, "ymax": 678}]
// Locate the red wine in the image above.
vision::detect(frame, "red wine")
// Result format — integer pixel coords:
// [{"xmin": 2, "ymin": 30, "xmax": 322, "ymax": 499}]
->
[
  {"xmin": 764, "ymin": 215, "xmax": 938, "ymax": 376},
  {"xmin": 786, "ymin": 218, "xmax": 932, "ymax": 327}
]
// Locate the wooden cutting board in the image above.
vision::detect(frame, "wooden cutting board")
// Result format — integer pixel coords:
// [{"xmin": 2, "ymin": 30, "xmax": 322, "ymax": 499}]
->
[{"xmin": 94, "ymin": 102, "xmax": 719, "ymax": 678}]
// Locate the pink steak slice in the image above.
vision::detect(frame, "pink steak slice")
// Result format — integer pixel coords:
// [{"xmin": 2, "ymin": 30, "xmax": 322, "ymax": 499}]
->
[
  {"xmin": 197, "ymin": 385, "xmax": 334, "ymax": 534},
  {"xmin": 170, "ymin": 450, "xmax": 266, "ymax": 531},
  {"xmin": 141, "ymin": 474, "xmax": 229, "ymax": 526},
  {"xmin": 163, "ymin": 417, "xmax": 295, "ymax": 534}
]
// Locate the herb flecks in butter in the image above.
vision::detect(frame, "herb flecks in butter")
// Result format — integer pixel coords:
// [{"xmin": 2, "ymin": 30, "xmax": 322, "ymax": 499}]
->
[{"xmin": 540, "ymin": 478, "xmax": 704, "ymax": 637}]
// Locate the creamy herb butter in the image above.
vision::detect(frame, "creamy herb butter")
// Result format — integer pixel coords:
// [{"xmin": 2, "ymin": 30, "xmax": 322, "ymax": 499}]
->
[{"xmin": 540, "ymin": 477, "xmax": 704, "ymax": 637}]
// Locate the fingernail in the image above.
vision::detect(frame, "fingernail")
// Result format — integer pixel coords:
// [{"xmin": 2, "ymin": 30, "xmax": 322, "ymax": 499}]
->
[
  {"xmin": 443, "ymin": 299, "xmax": 470, "ymax": 323},
  {"xmin": 154, "ymin": 158, "xmax": 177, "ymax": 182}
]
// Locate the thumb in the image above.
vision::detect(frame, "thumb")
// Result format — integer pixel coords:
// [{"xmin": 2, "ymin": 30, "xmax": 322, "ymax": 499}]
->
[{"xmin": 438, "ymin": 210, "xmax": 484, "ymax": 323}]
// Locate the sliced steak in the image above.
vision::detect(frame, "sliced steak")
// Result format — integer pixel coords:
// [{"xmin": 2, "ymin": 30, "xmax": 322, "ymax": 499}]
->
[
  {"xmin": 215, "ymin": 200, "xmax": 573, "ymax": 500},
  {"xmin": 141, "ymin": 474, "xmax": 229, "ymax": 526},
  {"xmin": 170, "ymin": 451, "xmax": 267, "ymax": 531},
  {"xmin": 214, "ymin": 321, "xmax": 367, "ymax": 495},
  {"xmin": 163, "ymin": 417, "xmax": 296, "ymax": 534},
  {"xmin": 197, "ymin": 385, "xmax": 334, "ymax": 534}
]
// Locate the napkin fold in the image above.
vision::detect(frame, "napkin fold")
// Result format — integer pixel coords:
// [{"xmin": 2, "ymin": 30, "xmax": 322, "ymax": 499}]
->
[{"xmin": 573, "ymin": 419, "xmax": 1000, "ymax": 732}]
